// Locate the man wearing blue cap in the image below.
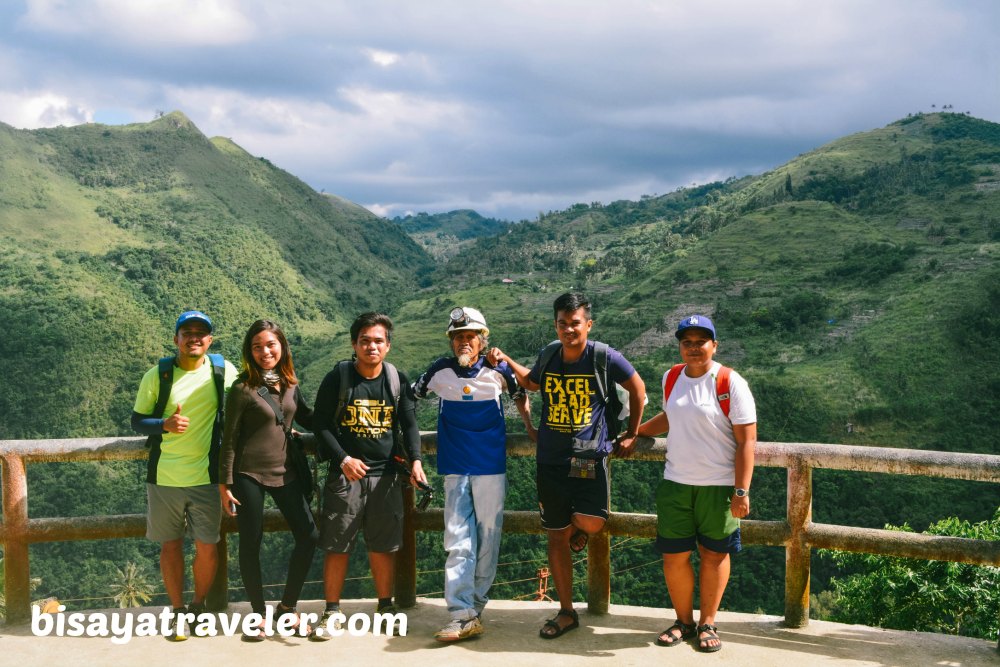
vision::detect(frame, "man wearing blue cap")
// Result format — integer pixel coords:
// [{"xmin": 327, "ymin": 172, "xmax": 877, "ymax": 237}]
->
[
  {"xmin": 132, "ymin": 311, "xmax": 238, "ymax": 640},
  {"xmin": 637, "ymin": 314, "xmax": 757, "ymax": 653}
]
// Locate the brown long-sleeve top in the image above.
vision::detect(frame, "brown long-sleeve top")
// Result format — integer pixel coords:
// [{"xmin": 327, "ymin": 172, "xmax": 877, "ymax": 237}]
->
[{"xmin": 219, "ymin": 380, "xmax": 313, "ymax": 486}]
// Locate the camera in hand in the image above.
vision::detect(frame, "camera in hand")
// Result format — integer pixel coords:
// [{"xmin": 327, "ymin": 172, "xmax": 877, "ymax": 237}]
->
[
  {"xmin": 393, "ymin": 455, "xmax": 435, "ymax": 512},
  {"xmin": 415, "ymin": 481, "xmax": 434, "ymax": 512}
]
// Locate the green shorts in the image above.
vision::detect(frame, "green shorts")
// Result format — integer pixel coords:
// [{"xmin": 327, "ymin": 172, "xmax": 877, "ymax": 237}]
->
[{"xmin": 655, "ymin": 479, "xmax": 741, "ymax": 554}]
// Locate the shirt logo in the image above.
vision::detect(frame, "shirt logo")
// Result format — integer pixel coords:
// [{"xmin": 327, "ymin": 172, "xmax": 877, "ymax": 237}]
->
[{"xmin": 462, "ymin": 385, "xmax": 474, "ymax": 400}]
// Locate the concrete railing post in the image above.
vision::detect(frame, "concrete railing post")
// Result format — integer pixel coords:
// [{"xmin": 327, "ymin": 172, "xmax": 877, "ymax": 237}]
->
[
  {"xmin": 1, "ymin": 454, "xmax": 31, "ymax": 624},
  {"xmin": 784, "ymin": 458, "xmax": 813, "ymax": 627},
  {"xmin": 587, "ymin": 456, "xmax": 611, "ymax": 614},
  {"xmin": 394, "ymin": 484, "xmax": 417, "ymax": 608},
  {"xmin": 586, "ymin": 527, "xmax": 611, "ymax": 614}
]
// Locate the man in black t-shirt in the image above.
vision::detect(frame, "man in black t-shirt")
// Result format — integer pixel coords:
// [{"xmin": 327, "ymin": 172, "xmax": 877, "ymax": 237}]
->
[
  {"xmin": 309, "ymin": 312, "xmax": 425, "ymax": 639},
  {"xmin": 491, "ymin": 293, "xmax": 646, "ymax": 639}
]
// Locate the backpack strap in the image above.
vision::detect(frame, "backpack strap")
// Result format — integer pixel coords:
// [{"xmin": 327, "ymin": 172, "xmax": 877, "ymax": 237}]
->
[
  {"xmin": 715, "ymin": 366, "xmax": 732, "ymax": 419},
  {"xmin": 592, "ymin": 341, "xmax": 610, "ymax": 404},
  {"xmin": 662, "ymin": 364, "xmax": 686, "ymax": 402},
  {"xmin": 662, "ymin": 363, "xmax": 732, "ymax": 419},
  {"xmin": 380, "ymin": 361, "xmax": 406, "ymax": 462},
  {"xmin": 146, "ymin": 356, "xmax": 176, "ymax": 483},
  {"xmin": 207, "ymin": 353, "xmax": 226, "ymax": 411},
  {"xmin": 383, "ymin": 361, "xmax": 401, "ymax": 407},
  {"xmin": 537, "ymin": 340, "xmax": 562, "ymax": 383},
  {"xmin": 153, "ymin": 356, "xmax": 176, "ymax": 420},
  {"xmin": 206, "ymin": 353, "xmax": 227, "ymax": 484},
  {"xmin": 334, "ymin": 360, "xmax": 353, "ymax": 430}
]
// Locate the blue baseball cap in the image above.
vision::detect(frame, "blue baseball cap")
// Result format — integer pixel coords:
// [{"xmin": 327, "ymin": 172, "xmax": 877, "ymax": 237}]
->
[
  {"xmin": 675, "ymin": 314, "xmax": 716, "ymax": 340},
  {"xmin": 175, "ymin": 310, "xmax": 213, "ymax": 333}
]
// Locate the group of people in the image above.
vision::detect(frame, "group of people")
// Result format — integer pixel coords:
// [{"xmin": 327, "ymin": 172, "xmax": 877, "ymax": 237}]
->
[{"xmin": 132, "ymin": 292, "xmax": 756, "ymax": 653}]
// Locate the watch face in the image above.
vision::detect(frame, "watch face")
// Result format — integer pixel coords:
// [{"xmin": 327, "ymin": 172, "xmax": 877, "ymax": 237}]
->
[{"xmin": 735, "ymin": 488, "xmax": 748, "ymax": 497}]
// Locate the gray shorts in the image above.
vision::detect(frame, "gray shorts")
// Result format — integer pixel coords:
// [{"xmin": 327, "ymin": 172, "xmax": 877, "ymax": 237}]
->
[
  {"xmin": 146, "ymin": 483, "xmax": 221, "ymax": 544},
  {"xmin": 319, "ymin": 473, "xmax": 403, "ymax": 553}
]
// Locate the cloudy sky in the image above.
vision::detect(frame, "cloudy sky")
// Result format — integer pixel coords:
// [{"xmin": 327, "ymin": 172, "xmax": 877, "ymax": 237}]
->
[{"xmin": 2, "ymin": 1, "xmax": 997, "ymax": 221}]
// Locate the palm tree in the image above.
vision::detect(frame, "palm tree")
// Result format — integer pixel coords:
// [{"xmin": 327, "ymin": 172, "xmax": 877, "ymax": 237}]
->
[{"xmin": 109, "ymin": 561, "xmax": 154, "ymax": 608}]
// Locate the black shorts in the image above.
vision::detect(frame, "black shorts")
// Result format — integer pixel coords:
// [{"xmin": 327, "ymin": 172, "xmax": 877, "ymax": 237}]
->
[
  {"xmin": 318, "ymin": 472, "xmax": 403, "ymax": 553},
  {"xmin": 536, "ymin": 458, "xmax": 610, "ymax": 530}
]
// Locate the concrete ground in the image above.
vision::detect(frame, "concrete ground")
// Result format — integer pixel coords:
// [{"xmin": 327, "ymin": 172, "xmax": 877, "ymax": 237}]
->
[{"xmin": 3, "ymin": 597, "xmax": 997, "ymax": 666}]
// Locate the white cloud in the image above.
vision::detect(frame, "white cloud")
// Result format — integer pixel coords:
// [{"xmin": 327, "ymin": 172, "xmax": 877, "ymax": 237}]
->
[
  {"xmin": 365, "ymin": 48, "xmax": 400, "ymax": 67},
  {"xmin": 20, "ymin": 0, "xmax": 255, "ymax": 46},
  {"xmin": 364, "ymin": 203, "xmax": 392, "ymax": 218},
  {"xmin": 0, "ymin": 91, "xmax": 92, "ymax": 128}
]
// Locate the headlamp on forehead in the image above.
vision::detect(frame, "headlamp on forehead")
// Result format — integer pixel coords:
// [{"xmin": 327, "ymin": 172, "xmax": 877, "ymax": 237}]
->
[{"xmin": 445, "ymin": 307, "xmax": 490, "ymax": 337}]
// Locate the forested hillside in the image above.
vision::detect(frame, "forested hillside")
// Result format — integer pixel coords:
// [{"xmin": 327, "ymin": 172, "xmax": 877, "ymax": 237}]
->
[
  {"xmin": 391, "ymin": 209, "xmax": 512, "ymax": 259},
  {"xmin": 2, "ymin": 112, "xmax": 998, "ymax": 632}
]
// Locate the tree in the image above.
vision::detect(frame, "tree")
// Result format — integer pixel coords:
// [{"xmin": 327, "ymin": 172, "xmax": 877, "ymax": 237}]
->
[
  {"xmin": 823, "ymin": 509, "xmax": 1000, "ymax": 640},
  {"xmin": 109, "ymin": 561, "xmax": 154, "ymax": 608}
]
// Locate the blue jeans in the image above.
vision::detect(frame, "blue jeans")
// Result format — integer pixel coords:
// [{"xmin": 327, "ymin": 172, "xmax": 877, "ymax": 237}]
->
[{"xmin": 443, "ymin": 474, "xmax": 506, "ymax": 620}]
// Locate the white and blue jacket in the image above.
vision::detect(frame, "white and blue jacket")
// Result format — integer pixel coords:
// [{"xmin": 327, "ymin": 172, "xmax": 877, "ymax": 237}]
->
[{"xmin": 413, "ymin": 356, "xmax": 522, "ymax": 475}]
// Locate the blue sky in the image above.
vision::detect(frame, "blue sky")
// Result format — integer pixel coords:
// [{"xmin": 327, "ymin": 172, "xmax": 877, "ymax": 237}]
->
[{"xmin": 1, "ymin": 0, "xmax": 997, "ymax": 221}]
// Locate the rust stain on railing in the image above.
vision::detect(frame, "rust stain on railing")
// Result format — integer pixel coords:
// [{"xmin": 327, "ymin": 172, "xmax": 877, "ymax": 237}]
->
[{"xmin": 2, "ymin": 434, "xmax": 999, "ymax": 628}]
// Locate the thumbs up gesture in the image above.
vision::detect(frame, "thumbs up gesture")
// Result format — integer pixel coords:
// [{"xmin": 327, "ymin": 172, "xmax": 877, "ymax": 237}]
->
[{"xmin": 163, "ymin": 404, "xmax": 190, "ymax": 434}]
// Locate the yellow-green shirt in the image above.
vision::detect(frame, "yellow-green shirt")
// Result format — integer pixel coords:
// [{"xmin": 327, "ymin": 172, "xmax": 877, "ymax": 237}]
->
[{"xmin": 134, "ymin": 358, "xmax": 238, "ymax": 487}]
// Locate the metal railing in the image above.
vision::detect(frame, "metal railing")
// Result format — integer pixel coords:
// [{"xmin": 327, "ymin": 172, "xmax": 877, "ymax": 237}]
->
[{"xmin": 2, "ymin": 434, "xmax": 999, "ymax": 627}]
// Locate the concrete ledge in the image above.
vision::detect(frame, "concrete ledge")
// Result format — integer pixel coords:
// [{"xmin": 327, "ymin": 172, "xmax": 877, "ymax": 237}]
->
[{"xmin": 5, "ymin": 598, "xmax": 997, "ymax": 666}]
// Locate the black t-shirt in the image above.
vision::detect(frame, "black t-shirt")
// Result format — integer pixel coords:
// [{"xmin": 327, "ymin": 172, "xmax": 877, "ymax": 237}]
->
[{"xmin": 314, "ymin": 362, "xmax": 420, "ymax": 476}]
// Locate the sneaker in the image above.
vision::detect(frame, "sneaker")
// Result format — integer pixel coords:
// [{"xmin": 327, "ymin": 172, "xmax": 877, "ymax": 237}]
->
[
  {"xmin": 308, "ymin": 609, "xmax": 343, "ymax": 642},
  {"xmin": 376, "ymin": 603, "xmax": 399, "ymax": 615},
  {"xmin": 435, "ymin": 616, "xmax": 484, "ymax": 642},
  {"xmin": 187, "ymin": 601, "xmax": 211, "ymax": 637},
  {"xmin": 164, "ymin": 606, "xmax": 189, "ymax": 642}
]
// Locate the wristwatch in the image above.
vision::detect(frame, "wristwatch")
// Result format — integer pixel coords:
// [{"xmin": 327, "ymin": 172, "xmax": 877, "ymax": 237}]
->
[{"xmin": 734, "ymin": 488, "xmax": 749, "ymax": 498}]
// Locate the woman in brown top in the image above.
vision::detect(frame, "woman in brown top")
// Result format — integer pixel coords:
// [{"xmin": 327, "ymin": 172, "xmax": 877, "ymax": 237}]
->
[{"xmin": 219, "ymin": 319, "xmax": 317, "ymax": 640}]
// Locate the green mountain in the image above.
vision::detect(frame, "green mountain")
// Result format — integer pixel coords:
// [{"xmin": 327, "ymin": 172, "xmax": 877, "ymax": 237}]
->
[
  {"xmin": 391, "ymin": 209, "xmax": 512, "ymax": 259},
  {"xmin": 415, "ymin": 112, "xmax": 1000, "ymax": 457},
  {"xmin": 0, "ymin": 111, "xmax": 433, "ymax": 439}
]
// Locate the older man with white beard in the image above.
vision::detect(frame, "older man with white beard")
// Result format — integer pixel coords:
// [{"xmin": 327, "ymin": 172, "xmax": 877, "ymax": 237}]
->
[{"xmin": 413, "ymin": 307, "xmax": 535, "ymax": 642}]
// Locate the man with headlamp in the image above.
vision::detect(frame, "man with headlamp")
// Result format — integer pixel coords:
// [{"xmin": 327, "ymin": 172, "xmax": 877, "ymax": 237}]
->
[{"xmin": 413, "ymin": 307, "xmax": 534, "ymax": 642}]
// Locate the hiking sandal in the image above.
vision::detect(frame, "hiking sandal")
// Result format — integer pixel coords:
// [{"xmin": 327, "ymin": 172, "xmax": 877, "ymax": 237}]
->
[
  {"xmin": 656, "ymin": 619, "xmax": 696, "ymax": 647},
  {"xmin": 539, "ymin": 608, "xmax": 579, "ymax": 639},
  {"xmin": 697, "ymin": 623, "xmax": 722, "ymax": 653}
]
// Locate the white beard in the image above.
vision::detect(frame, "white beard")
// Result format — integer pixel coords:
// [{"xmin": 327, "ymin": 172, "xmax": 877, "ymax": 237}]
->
[{"xmin": 457, "ymin": 353, "xmax": 473, "ymax": 367}]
